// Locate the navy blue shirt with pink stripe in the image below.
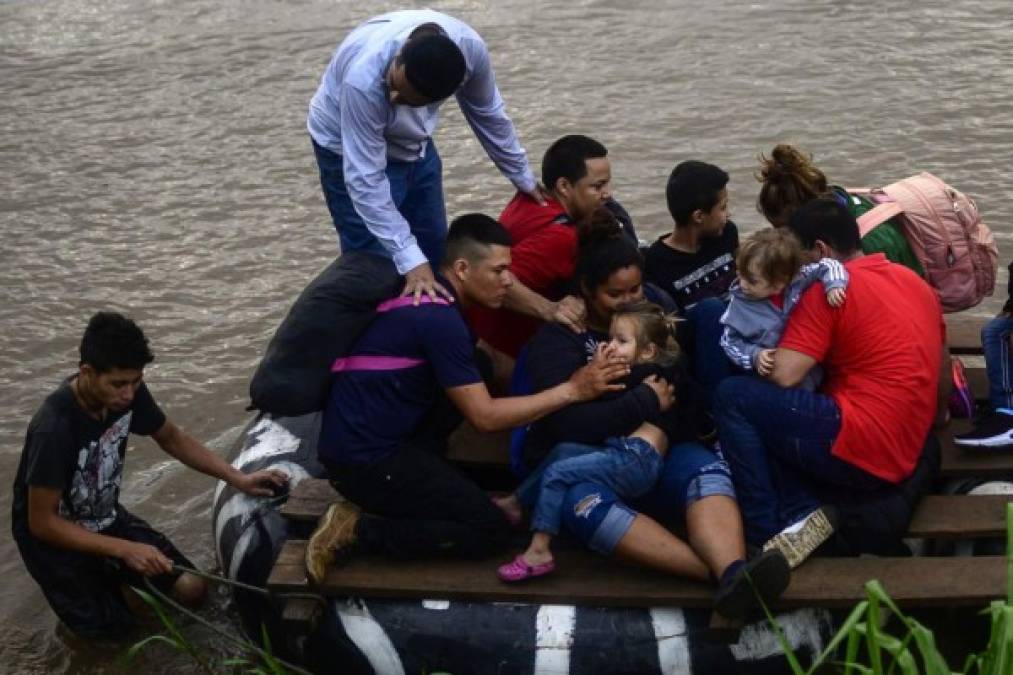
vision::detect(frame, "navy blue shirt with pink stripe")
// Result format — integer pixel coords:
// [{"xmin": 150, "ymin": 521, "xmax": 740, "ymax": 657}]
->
[{"xmin": 318, "ymin": 285, "xmax": 482, "ymax": 465}]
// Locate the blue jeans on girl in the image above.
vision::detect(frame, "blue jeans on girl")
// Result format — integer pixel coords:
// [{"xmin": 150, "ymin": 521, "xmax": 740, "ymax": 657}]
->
[
  {"xmin": 528, "ymin": 437, "xmax": 662, "ymax": 536},
  {"xmin": 982, "ymin": 314, "xmax": 1013, "ymax": 410},
  {"xmin": 518, "ymin": 439, "xmax": 735, "ymax": 555}
]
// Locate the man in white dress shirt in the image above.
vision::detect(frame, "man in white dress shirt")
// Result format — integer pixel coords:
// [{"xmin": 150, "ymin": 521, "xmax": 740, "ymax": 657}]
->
[{"xmin": 308, "ymin": 9, "xmax": 541, "ymax": 302}]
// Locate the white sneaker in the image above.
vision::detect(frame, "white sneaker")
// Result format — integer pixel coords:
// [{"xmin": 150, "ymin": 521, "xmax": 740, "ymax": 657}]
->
[{"xmin": 762, "ymin": 507, "xmax": 836, "ymax": 569}]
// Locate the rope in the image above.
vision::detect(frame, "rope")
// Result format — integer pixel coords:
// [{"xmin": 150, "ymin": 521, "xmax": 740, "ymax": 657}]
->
[
  {"xmin": 135, "ymin": 563, "xmax": 326, "ymax": 675},
  {"xmin": 173, "ymin": 563, "xmax": 329, "ymax": 608}
]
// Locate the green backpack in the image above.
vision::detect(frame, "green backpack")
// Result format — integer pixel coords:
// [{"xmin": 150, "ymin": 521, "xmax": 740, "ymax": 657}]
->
[{"xmin": 831, "ymin": 186, "xmax": 925, "ymax": 276}]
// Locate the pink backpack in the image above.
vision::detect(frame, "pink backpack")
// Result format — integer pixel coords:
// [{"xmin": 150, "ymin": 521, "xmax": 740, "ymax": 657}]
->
[{"xmin": 852, "ymin": 173, "xmax": 998, "ymax": 312}]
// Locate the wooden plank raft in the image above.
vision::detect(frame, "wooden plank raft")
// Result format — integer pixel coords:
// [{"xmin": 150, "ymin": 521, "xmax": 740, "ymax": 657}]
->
[
  {"xmin": 269, "ymin": 539, "xmax": 1004, "ymax": 610},
  {"xmin": 271, "ymin": 317, "xmax": 1013, "ymax": 613}
]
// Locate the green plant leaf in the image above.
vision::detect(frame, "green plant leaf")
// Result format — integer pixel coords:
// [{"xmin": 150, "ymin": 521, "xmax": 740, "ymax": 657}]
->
[{"xmin": 126, "ymin": 633, "xmax": 184, "ymax": 660}]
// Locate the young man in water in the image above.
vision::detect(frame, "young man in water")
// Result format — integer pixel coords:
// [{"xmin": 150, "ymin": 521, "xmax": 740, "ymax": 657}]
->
[
  {"xmin": 12, "ymin": 312, "xmax": 288, "ymax": 638},
  {"xmin": 306, "ymin": 214, "xmax": 630, "ymax": 582},
  {"xmin": 308, "ymin": 9, "xmax": 541, "ymax": 302}
]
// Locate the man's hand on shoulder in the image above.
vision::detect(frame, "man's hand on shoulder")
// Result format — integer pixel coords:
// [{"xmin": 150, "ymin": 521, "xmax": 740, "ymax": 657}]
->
[
  {"xmin": 520, "ymin": 183, "xmax": 548, "ymax": 206},
  {"xmin": 401, "ymin": 262, "xmax": 454, "ymax": 306},
  {"xmin": 549, "ymin": 295, "xmax": 586, "ymax": 333},
  {"xmin": 231, "ymin": 468, "xmax": 289, "ymax": 498}
]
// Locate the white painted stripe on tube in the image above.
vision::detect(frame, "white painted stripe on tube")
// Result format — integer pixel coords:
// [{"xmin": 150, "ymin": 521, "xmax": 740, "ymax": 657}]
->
[
  {"xmin": 534, "ymin": 604, "xmax": 576, "ymax": 674},
  {"xmin": 650, "ymin": 608, "xmax": 691, "ymax": 673},
  {"xmin": 730, "ymin": 608, "xmax": 830, "ymax": 662},
  {"xmin": 336, "ymin": 600, "xmax": 407, "ymax": 675}
]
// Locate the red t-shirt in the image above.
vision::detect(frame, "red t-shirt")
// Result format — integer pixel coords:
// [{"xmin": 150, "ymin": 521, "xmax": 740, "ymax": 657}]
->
[
  {"xmin": 469, "ymin": 192, "xmax": 577, "ymax": 357},
  {"xmin": 779, "ymin": 254, "xmax": 944, "ymax": 483}
]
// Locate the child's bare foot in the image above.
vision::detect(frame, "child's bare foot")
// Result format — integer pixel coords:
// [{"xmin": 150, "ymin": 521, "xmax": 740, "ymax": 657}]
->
[
  {"xmin": 492, "ymin": 494, "xmax": 523, "ymax": 527},
  {"xmin": 520, "ymin": 549, "xmax": 554, "ymax": 566}
]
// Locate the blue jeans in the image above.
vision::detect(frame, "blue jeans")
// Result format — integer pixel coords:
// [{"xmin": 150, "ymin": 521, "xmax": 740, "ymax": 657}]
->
[
  {"xmin": 982, "ymin": 315, "xmax": 1013, "ymax": 410},
  {"xmin": 685, "ymin": 297, "xmax": 736, "ymax": 407},
  {"xmin": 530, "ymin": 437, "xmax": 662, "ymax": 536},
  {"xmin": 521, "ymin": 440, "xmax": 735, "ymax": 555},
  {"xmin": 714, "ymin": 376, "xmax": 888, "ymax": 545},
  {"xmin": 312, "ymin": 139, "xmax": 448, "ymax": 267}
]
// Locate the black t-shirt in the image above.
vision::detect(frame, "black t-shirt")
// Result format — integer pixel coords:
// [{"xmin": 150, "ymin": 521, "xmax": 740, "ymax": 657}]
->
[
  {"xmin": 11, "ymin": 378, "xmax": 166, "ymax": 541},
  {"xmin": 643, "ymin": 221, "xmax": 740, "ymax": 313}
]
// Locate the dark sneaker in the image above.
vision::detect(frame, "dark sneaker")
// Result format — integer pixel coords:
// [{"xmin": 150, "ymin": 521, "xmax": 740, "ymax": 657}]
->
[
  {"xmin": 713, "ymin": 549, "xmax": 791, "ymax": 622},
  {"xmin": 305, "ymin": 501, "xmax": 360, "ymax": 585},
  {"xmin": 954, "ymin": 412, "xmax": 1013, "ymax": 449},
  {"xmin": 762, "ymin": 506, "xmax": 837, "ymax": 569}
]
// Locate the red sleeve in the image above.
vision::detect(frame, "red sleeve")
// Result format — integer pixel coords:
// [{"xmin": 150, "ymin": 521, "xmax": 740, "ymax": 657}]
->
[
  {"xmin": 509, "ymin": 226, "xmax": 577, "ymax": 293},
  {"xmin": 779, "ymin": 284, "xmax": 834, "ymax": 361}
]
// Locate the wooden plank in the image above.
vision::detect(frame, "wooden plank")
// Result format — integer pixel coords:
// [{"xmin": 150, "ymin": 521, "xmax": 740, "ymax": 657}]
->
[
  {"xmin": 907, "ymin": 495, "xmax": 1011, "ymax": 538},
  {"xmin": 269, "ymin": 540, "xmax": 1004, "ymax": 609},
  {"xmin": 280, "ymin": 478, "xmax": 343, "ymax": 522},
  {"xmin": 940, "ymin": 422, "xmax": 1013, "ymax": 478},
  {"xmin": 946, "ymin": 317, "xmax": 986, "ymax": 355}
]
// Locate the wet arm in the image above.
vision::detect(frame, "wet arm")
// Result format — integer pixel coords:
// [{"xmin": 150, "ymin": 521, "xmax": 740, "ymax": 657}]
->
[
  {"xmin": 27, "ymin": 486, "xmax": 173, "ymax": 575},
  {"xmin": 152, "ymin": 420, "xmax": 286, "ymax": 496}
]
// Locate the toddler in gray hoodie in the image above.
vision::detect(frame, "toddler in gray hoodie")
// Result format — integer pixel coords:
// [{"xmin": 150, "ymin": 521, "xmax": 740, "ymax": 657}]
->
[{"xmin": 719, "ymin": 228, "xmax": 848, "ymax": 390}]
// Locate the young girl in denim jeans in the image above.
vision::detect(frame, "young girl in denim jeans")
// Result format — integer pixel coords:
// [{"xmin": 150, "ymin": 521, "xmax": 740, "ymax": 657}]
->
[
  {"xmin": 496, "ymin": 300, "xmax": 688, "ymax": 581},
  {"xmin": 956, "ymin": 261, "xmax": 1013, "ymax": 448}
]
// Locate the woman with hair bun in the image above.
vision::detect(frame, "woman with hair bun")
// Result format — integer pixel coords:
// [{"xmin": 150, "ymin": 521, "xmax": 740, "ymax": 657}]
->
[{"xmin": 755, "ymin": 144, "xmax": 922, "ymax": 274}]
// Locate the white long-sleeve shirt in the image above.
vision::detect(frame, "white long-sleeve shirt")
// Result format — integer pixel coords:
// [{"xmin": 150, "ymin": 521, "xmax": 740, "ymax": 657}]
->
[{"xmin": 307, "ymin": 10, "xmax": 537, "ymax": 273}]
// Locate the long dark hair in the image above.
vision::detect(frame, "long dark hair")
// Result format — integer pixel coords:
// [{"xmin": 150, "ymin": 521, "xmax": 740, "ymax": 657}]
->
[
  {"xmin": 574, "ymin": 221, "xmax": 643, "ymax": 300},
  {"xmin": 756, "ymin": 143, "xmax": 829, "ymax": 227}
]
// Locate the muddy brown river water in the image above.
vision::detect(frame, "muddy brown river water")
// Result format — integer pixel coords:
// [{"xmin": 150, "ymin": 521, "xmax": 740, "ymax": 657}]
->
[{"xmin": 2, "ymin": 0, "xmax": 1012, "ymax": 671}]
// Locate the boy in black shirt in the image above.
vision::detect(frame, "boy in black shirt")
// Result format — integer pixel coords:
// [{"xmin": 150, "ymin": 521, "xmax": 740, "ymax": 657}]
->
[
  {"xmin": 644, "ymin": 160, "xmax": 739, "ymax": 403},
  {"xmin": 12, "ymin": 312, "xmax": 287, "ymax": 639},
  {"xmin": 644, "ymin": 160, "xmax": 739, "ymax": 312}
]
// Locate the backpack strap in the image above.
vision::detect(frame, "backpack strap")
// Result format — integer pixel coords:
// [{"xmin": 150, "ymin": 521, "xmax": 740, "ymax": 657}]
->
[
  {"xmin": 331, "ymin": 355, "xmax": 425, "ymax": 373},
  {"xmin": 375, "ymin": 296, "xmax": 451, "ymax": 313},
  {"xmin": 857, "ymin": 202, "xmax": 905, "ymax": 238},
  {"xmin": 330, "ymin": 295, "xmax": 451, "ymax": 373}
]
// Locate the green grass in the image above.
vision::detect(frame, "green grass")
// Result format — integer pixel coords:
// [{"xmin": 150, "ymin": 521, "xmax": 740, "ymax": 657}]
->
[
  {"xmin": 124, "ymin": 586, "xmax": 301, "ymax": 675},
  {"xmin": 762, "ymin": 503, "xmax": 1013, "ymax": 674}
]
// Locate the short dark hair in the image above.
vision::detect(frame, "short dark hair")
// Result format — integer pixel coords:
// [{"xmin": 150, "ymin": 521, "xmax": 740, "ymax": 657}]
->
[
  {"xmin": 79, "ymin": 312, "xmax": 154, "ymax": 373},
  {"xmin": 787, "ymin": 197, "xmax": 862, "ymax": 255},
  {"xmin": 398, "ymin": 31, "xmax": 466, "ymax": 102},
  {"xmin": 575, "ymin": 233, "xmax": 643, "ymax": 297},
  {"xmin": 444, "ymin": 213, "xmax": 512, "ymax": 265},
  {"xmin": 666, "ymin": 160, "xmax": 729, "ymax": 228},
  {"xmin": 541, "ymin": 135, "xmax": 608, "ymax": 194}
]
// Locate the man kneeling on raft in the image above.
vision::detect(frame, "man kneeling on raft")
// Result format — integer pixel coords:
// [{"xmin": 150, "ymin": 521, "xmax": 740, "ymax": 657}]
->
[{"xmin": 306, "ymin": 214, "xmax": 629, "ymax": 576}]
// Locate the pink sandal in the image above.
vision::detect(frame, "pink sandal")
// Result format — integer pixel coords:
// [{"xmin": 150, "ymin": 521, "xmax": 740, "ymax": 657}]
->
[{"xmin": 497, "ymin": 555, "xmax": 556, "ymax": 582}]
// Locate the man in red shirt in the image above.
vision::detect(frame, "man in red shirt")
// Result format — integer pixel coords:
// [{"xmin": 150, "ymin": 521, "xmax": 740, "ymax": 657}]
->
[
  {"xmin": 468, "ymin": 135, "xmax": 635, "ymax": 373},
  {"xmin": 714, "ymin": 198, "xmax": 950, "ymax": 568}
]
